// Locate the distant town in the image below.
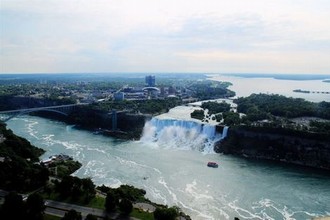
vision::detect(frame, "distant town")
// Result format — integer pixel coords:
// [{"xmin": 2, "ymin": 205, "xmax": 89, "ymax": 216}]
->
[
  {"xmin": 1, "ymin": 73, "xmax": 330, "ymax": 220},
  {"xmin": 0, "ymin": 74, "xmax": 234, "ymax": 112}
]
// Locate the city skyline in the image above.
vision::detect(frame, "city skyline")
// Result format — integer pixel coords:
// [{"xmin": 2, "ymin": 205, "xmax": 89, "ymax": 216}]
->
[{"xmin": 1, "ymin": 0, "xmax": 330, "ymax": 74}]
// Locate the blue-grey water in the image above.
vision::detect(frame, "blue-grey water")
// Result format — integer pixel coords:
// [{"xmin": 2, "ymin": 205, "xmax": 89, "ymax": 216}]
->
[
  {"xmin": 6, "ymin": 116, "xmax": 330, "ymax": 220},
  {"xmin": 209, "ymin": 75, "xmax": 330, "ymax": 102}
]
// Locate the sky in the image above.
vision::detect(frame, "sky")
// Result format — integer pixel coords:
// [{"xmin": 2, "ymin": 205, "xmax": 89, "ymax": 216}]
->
[{"xmin": 1, "ymin": 0, "xmax": 330, "ymax": 74}]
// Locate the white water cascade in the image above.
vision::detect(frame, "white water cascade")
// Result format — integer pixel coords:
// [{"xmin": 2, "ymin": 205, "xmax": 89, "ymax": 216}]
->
[
  {"xmin": 222, "ymin": 126, "xmax": 229, "ymax": 139},
  {"xmin": 141, "ymin": 117, "xmax": 228, "ymax": 154}
]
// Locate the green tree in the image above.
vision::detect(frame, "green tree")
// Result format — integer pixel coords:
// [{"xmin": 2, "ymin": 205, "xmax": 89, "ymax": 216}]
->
[
  {"xmin": 55, "ymin": 175, "xmax": 75, "ymax": 198},
  {"xmin": 26, "ymin": 193, "xmax": 45, "ymax": 220},
  {"xmin": 235, "ymin": 93, "xmax": 322, "ymax": 119},
  {"xmin": 215, "ymin": 114, "xmax": 223, "ymax": 122},
  {"xmin": 81, "ymin": 178, "xmax": 96, "ymax": 202},
  {"xmin": 1, "ymin": 192, "xmax": 25, "ymax": 220},
  {"xmin": 201, "ymin": 101, "xmax": 230, "ymax": 114},
  {"xmin": 54, "ymin": 176, "xmax": 96, "ymax": 203},
  {"xmin": 85, "ymin": 214, "xmax": 97, "ymax": 220},
  {"xmin": 105, "ymin": 190, "xmax": 118, "ymax": 212},
  {"xmin": 223, "ymin": 112, "xmax": 241, "ymax": 126},
  {"xmin": 116, "ymin": 185, "xmax": 146, "ymax": 202},
  {"xmin": 118, "ymin": 198, "xmax": 133, "ymax": 215},
  {"xmin": 61, "ymin": 209, "xmax": 82, "ymax": 220},
  {"xmin": 154, "ymin": 207, "xmax": 178, "ymax": 220},
  {"xmin": 190, "ymin": 110, "xmax": 204, "ymax": 120}
]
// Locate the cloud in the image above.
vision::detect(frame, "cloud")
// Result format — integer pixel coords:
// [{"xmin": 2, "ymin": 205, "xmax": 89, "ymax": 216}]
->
[{"xmin": 1, "ymin": 0, "xmax": 330, "ymax": 73}]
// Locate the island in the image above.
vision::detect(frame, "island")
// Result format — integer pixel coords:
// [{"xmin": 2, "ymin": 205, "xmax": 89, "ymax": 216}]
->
[{"xmin": 293, "ymin": 89, "xmax": 330, "ymax": 94}]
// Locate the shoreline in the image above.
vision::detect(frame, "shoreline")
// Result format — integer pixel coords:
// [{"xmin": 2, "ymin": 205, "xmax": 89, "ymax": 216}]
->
[{"xmin": 207, "ymin": 74, "xmax": 329, "ymax": 103}]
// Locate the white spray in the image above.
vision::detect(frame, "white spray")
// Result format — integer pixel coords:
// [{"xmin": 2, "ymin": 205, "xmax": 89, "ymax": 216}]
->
[{"xmin": 141, "ymin": 118, "xmax": 228, "ymax": 154}]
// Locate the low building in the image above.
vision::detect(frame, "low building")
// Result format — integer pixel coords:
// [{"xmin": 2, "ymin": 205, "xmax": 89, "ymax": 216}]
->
[{"xmin": 114, "ymin": 92, "xmax": 125, "ymax": 101}]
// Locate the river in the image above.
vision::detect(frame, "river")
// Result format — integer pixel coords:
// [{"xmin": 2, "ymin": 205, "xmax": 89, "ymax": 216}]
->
[
  {"xmin": 6, "ymin": 115, "xmax": 330, "ymax": 220},
  {"xmin": 209, "ymin": 74, "xmax": 330, "ymax": 102}
]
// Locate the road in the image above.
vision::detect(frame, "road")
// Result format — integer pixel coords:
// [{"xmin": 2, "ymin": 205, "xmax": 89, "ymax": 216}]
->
[
  {"xmin": 45, "ymin": 199, "xmax": 142, "ymax": 219},
  {"xmin": 45, "ymin": 199, "xmax": 110, "ymax": 219}
]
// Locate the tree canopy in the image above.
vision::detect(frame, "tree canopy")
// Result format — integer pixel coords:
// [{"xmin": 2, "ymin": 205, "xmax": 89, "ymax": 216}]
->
[
  {"xmin": 154, "ymin": 207, "xmax": 178, "ymax": 220},
  {"xmin": 201, "ymin": 101, "xmax": 231, "ymax": 114},
  {"xmin": 54, "ymin": 176, "xmax": 96, "ymax": 203},
  {"xmin": 235, "ymin": 93, "xmax": 330, "ymax": 119},
  {"xmin": 0, "ymin": 124, "xmax": 49, "ymax": 192}
]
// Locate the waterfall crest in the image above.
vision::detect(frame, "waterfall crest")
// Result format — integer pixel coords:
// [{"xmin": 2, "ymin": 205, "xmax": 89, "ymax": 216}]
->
[{"xmin": 140, "ymin": 118, "xmax": 227, "ymax": 153}]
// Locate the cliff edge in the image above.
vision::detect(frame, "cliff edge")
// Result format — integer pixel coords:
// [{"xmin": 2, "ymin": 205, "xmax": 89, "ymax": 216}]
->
[{"xmin": 215, "ymin": 126, "xmax": 330, "ymax": 170}]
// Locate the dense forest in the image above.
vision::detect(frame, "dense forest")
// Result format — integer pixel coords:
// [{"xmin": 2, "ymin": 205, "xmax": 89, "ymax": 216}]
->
[
  {"xmin": 235, "ymin": 93, "xmax": 330, "ymax": 120},
  {"xmin": 91, "ymin": 97, "xmax": 182, "ymax": 115},
  {"xmin": 201, "ymin": 101, "xmax": 231, "ymax": 114},
  {"xmin": 0, "ymin": 123, "xmax": 49, "ymax": 192}
]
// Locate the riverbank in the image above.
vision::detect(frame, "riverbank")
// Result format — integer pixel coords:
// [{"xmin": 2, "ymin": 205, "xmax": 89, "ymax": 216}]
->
[{"xmin": 215, "ymin": 126, "xmax": 330, "ymax": 171}]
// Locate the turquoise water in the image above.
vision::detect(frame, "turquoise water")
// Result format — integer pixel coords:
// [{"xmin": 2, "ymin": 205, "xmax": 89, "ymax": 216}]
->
[{"xmin": 6, "ymin": 116, "xmax": 330, "ymax": 220}]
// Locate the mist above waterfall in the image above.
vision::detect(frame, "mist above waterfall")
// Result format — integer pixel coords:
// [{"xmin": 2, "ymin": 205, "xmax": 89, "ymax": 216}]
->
[{"xmin": 141, "ymin": 117, "xmax": 226, "ymax": 153}]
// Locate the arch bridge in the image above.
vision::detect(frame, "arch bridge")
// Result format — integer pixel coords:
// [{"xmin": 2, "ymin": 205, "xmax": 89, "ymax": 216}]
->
[{"xmin": 0, "ymin": 103, "xmax": 88, "ymax": 122}]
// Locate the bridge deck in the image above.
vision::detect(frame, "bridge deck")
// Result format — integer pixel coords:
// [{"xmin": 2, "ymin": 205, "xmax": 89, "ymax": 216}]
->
[
  {"xmin": 0, "ymin": 103, "xmax": 88, "ymax": 114},
  {"xmin": 0, "ymin": 103, "xmax": 89, "ymax": 122}
]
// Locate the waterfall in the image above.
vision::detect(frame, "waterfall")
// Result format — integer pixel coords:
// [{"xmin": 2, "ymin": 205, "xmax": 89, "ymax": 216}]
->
[
  {"xmin": 140, "ymin": 118, "xmax": 223, "ymax": 153},
  {"xmin": 222, "ymin": 126, "xmax": 229, "ymax": 139}
]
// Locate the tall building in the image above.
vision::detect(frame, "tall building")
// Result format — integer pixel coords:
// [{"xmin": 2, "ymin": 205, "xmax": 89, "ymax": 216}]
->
[{"xmin": 145, "ymin": 75, "xmax": 156, "ymax": 87}]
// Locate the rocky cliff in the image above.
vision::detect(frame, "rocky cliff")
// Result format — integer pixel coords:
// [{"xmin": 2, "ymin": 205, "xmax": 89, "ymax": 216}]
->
[
  {"xmin": 215, "ymin": 126, "xmax": 330, "ymax": 170},
  {"xmin": 68, "ymin": 107, "xmax": 150, "ymax": 139}
]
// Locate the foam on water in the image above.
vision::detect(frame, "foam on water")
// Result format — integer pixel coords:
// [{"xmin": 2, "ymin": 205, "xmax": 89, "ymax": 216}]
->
[
  {"xmin": 185, "ymin": 180, "xmax": 213, "ymax": 200},
  {"xmin": 158, "ymin": 177, "xmax": 178, "ymax": 203},
  {"xmin": 251, "ymin": 198, "xmax": 324, "ymax": 220},
  {"xmin": 22, "ymin": 118, "xmax": 40, "ymax": 140},
  {"xmin": 146, "ymin": 186, "xmax": 168, "ymax": 204},
  {"xmin": 182, "ymin": 180, "xmax": 225, "ymax": 220},
  {"xmin": 229, "ymin": 200, "xmax": 264, "ymax": 220}
]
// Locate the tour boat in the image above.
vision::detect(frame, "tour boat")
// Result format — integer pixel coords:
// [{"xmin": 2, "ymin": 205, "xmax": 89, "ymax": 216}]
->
[{"xmin": 207, "ymin": 162, "xmax": 218, "ymax": 168}]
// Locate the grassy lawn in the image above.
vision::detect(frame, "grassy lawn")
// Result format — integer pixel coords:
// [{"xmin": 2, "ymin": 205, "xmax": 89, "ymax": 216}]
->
[
  {"xmin": 86, "ymin": 196, "xmax": 105, "ymax": 209},
  {"xmin": 44, "ymin": 214, "xmax": 61, "ymax": 220},
  {"xmin": 131, "ymin": 208, "xmax": 154, "ymax": 220}
]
